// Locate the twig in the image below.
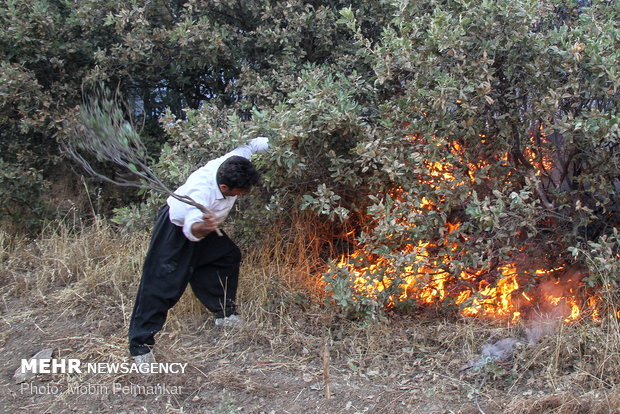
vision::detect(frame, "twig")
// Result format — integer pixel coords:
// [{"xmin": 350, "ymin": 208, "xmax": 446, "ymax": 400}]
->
[
  {"xmin": 322, "ymin": 338, "xmax": 331, "ymax": 399},
  {"xmin": 474, "ymin": 375, "xmax": 488, "ymax": 414},
  {"xmin": 525, "ymin": 170, "xmax": 555, "ymax": 210}
]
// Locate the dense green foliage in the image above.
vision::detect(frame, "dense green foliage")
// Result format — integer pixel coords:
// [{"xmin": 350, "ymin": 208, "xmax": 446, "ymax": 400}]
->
[
  {"xmin": 2, "ymin": 0, "xmax": 620, "ymax": 317},
  {"xmin": 0, "ymin": 0, "xmax": 387, "ymax": 226}
]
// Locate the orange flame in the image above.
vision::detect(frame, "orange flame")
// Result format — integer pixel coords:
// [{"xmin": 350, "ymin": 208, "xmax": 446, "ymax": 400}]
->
[
  {"xmin": 459, "ymin": 265, "xmax": 520, "ymax": 321},
  {"xmin": 326, "ymin": 133, "xmax": 610, "ymax": 323}
]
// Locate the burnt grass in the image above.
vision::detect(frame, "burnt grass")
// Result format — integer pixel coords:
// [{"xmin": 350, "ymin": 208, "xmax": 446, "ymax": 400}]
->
[{"xmin": 1, "ymin": 224, "xmax": 620, "ymax": 413}]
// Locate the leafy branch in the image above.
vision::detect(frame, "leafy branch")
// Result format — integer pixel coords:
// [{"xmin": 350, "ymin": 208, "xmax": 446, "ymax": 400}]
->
[{"xmin": 63, "ymin": 85, "xmax": 221, "ymax": 235}]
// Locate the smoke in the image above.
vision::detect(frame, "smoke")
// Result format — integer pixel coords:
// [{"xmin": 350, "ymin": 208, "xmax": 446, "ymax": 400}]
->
[
  {"xmin": 523, "ymin": 279, "xmax": 572, "ymax": 344},
  {"xmin": 463, "ymin": 266, "xmax": 586, "ymax": 370},
  {"xmin": 524, "ymin": 312, "xmax": 563, "ymax": 345},
  {"xmin": 524, "ymin": 266, "xmax": 584, "ymax": 344}
]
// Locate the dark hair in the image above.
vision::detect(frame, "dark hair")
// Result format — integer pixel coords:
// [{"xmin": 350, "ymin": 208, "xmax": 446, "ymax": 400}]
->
[{"xmin": 216, "ymin": 156, "xmax": 260, "ymax": 189}]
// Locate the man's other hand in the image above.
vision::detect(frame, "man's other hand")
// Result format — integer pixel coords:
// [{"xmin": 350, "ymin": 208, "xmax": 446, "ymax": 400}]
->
[{"xmin": 191, "ymin": 213, "xmax": 219, "ymax": 239}]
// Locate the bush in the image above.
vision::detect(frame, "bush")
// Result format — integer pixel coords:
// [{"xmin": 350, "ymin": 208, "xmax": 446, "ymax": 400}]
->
[
  {"xmin": 6, "ymin": 0, "xmax": 619, "ymax": 318},
  {"xmin": 163, "ymin": 0, "xmax": 620, "ymax": 318}
]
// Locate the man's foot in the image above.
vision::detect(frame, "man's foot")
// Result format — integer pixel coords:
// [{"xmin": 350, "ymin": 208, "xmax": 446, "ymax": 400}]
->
[
  {"xmin": 214, "ymin": 314, "xmax": 243, "ymax": 327},
  {"xmin": 133, "ymin": 351, "xmax": 155, "ymax": 366}
]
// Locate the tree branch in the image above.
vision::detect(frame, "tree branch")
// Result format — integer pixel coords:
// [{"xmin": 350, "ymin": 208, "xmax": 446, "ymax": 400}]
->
[{"xmin": 62, "ymin": 84, "xmax": 222, "ymax": 235}]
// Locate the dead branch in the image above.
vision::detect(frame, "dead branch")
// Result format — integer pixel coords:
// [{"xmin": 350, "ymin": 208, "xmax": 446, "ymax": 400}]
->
[{"xmin": 322, "ymin": 339, "xmax": 331, "ymax": 399}]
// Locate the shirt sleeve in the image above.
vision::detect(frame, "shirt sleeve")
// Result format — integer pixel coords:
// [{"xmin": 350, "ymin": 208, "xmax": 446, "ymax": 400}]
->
[
  {"xmin": 249, "ymin": 136, "xmax": 269, "ymax": 153},
  {"xmin": 168, "ymin": 172, "xmax": 219, "ymax": 241},
  {"xmin": 181, "ymin": 207, "xmax": 205, "ymax": 242},
  {"xmin": 227, "ymin": 137, "xmax": 270, "ymax": 159}
]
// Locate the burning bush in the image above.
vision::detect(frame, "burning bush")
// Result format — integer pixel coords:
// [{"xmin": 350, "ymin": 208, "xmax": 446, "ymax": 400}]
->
[
  {"xmin": 131, "ymin": 1, "xmax": 620, "ymax": 320},
  {"xmin": 315, "ymin": 1, "xmax": 620, "ymax": 320}
]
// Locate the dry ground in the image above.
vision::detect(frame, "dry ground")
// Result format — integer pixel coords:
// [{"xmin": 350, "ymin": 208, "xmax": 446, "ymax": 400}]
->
[{"xmin": 1, "ymin": 221, "xmax": 620, "ymax": 414}]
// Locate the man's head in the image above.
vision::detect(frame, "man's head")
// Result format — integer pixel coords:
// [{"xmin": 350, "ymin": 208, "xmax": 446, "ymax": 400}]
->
[{"xmin": 216, "ymin": 156, "xmax": 260, "ymax": 196}]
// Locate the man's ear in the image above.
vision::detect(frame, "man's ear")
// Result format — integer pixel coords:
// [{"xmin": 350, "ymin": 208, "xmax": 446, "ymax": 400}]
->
[{"xmin": 219, "ymin": 184, "xmax": 230, "ymax": 194}]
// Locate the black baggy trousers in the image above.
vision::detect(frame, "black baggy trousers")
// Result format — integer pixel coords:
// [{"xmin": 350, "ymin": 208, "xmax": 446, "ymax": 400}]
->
[{"xmin": 128, "ymin": 205, "xmax": 241, "ymax": 356}]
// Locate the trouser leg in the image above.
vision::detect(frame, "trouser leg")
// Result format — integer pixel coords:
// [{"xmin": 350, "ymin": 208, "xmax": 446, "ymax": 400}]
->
[
  {"xmin": 128, "ymin": 206, "xmax": 194, "ymax": 356},
  {"xmin": 190, "ymin": 232, "xmax": 241, "ymax": 318}
]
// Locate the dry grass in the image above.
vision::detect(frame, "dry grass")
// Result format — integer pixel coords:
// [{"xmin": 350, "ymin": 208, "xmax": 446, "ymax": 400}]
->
[
  {"xmin": 1, "ymin": 217, "xmax": 620, "ymax": 413},
  {"xmin": 1, "ymin": 218, "xmax": 146, "ymax": 309}
]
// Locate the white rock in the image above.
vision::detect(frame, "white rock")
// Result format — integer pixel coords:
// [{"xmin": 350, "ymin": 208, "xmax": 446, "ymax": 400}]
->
[{"xmin": 13, "ymin": 348, "xmax": 54, "ymax": 384}]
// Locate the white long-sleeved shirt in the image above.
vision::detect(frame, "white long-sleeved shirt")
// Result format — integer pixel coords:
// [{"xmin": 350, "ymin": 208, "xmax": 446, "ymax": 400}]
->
[{"xmin": 167, "ymin": 137, "xmax": 269, "ymax": 241}]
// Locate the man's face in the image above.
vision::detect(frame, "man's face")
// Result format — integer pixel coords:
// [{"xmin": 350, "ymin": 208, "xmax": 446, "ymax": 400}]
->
[{"xmin": 219, "ymin": 184, "xmax": 250, "ymax": 197}]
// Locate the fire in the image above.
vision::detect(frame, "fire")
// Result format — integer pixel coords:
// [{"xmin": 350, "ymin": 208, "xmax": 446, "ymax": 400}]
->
[
  {"xmin": 459, "ymin": 264, "xmax": 520, "ymax": 320},
  {"xmin": 332, "ymin": 221, "xmax": 605, "ymax": 323},
  {"xmin": 326, "ymin": 132, "xmax": 614, "ymax": 323}
]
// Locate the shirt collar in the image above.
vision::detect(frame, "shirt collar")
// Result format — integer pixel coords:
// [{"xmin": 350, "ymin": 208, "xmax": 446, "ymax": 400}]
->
[{"xmin": 214, "ymin": 175, "xmax": 226, "ymax": 200}]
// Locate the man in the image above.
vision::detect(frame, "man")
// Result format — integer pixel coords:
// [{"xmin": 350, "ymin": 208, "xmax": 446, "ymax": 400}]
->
[{"xmin": 128, "ymin": 137, "xmax": 269, "ymax": 363}]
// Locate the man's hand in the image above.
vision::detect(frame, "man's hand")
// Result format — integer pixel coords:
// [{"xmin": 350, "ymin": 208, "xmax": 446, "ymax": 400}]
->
[
  {"xmin": 249, "ymin": 136, "xmax": 269, "ymax": 153},
  {"xmin": 191, "ymin": 213, "xmax": 219, "ymax": 239}
]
